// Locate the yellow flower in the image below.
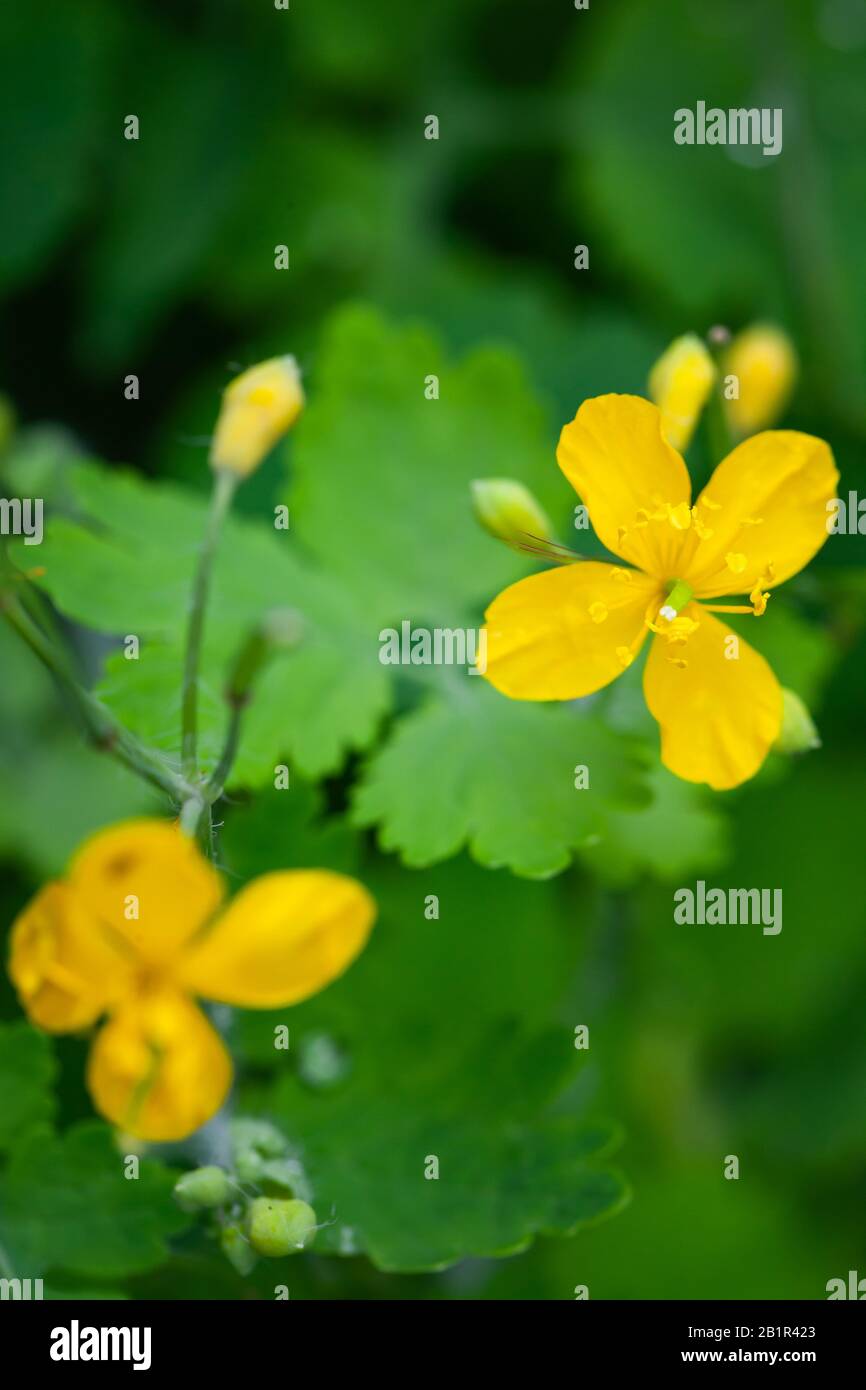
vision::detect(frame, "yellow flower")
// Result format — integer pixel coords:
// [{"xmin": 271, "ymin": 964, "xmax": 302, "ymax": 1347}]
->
[
  {"xmin": 8, "ymin": 820, "xmax": 375, "ymax": 1141},
  {"xmin": 724, "ymin": 324, "xmax": 797, "ymax": 437},
  {"xmin": 210, "ymin": 356, "xmax": 304, "ymax": 477},
  {"xmin": 482, "ymin": 394, "xmax": 837, "ymax": 790},
  {"xmin": 648, "ymin": 333, "xmax": 716, "ymax": 452}
]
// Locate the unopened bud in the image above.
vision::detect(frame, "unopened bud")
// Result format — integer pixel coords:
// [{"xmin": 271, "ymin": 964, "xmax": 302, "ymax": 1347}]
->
[
  {"xmin": 225, "ymin": 608, "xmax": 304, "ymax": 706},
  {"xmin": 220, "ymin": 1223, "xmax": 257, "ymax": 1276},
  {"xmin": 173, "ymin": 1165, "xmax": 233, "ymax": 1211},
  {"xmin": 210, "ymin": 356, "xmax": 304, "ymax": 478},
  {"xmin": 248, "ymin": 1197, "xmax": 317, "ymax": 1257},
  {"xmin": 774, "ymin": 688, "xmax": 820, "ymax": 755},
  {"xmin": 724, "ymin": 324, "xmax": 797, "ymax": 437},
  {"xmin": 648, "ymin": 333, "xmax": 716, "ymax": 453},
  {"xmin": 471, "ymin": 478, "xmax": 553, "ymax": 545}
]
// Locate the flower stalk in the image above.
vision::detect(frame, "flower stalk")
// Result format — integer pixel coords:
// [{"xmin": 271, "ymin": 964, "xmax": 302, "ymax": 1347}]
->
[{"xmin": 181, "ymin": 468, "xmax": 237, "ymax": 782}]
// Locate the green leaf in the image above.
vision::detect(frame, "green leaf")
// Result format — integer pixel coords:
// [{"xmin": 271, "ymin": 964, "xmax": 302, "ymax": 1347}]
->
[
  {"xmin": 353, "ymin": 680, "xmax": 649, "ymax": 878},
  {"xmin": 23, "ymin": 461, "xmax": 390, "ymax": 783},
  {"xmin": 268, "ymin": 1028, "xmax": 624, "ymax": 1272},
  {"xmin": 220, "ymin": 781, "xmax": 361, "ymax": 882},
  {"xmin": 238, "ymin": 854, "xmax": 626, "ymax": 1272},
  {"xmin": 579, "ymin": 761, "xmax": 730, "ymax": 888},
  {"xmin": 0, "ymin": 1024, "xmax": 56, "ymax": 1155},
  {"xmin": 289, "ymin": 303, "xmax": 575, "ymax": 622},
  {"xmin": 0, "ymin": 1122, "xmax": 188, "ymax": 1279}
]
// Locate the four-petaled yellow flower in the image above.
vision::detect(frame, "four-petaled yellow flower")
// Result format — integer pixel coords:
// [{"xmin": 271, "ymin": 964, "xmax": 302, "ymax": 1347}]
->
[
  {"xmin": 482, "ymin": 395, "xmax": 838, "ymax": 790},
  {"xmin": 9, "ymin": 820, "xmax": 375, "ymax": 1141}
]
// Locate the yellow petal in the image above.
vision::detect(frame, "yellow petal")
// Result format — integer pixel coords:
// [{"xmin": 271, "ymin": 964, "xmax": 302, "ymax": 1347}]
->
[
  {"xmin": 68, "ymin": 819, "xmax": 224, "ymax": 967},
  {"xmin": 643, "ymin": 605, "xmax": 782, "ymax": 789},
  {"xmin": 681, "ymin": 431, "xmax": 838, "ymax": 597},
  {"xmin": 87, "ymin": 991, "xmax": 232, "ymax": 1142},
  {"xmin": 648, "ymin": 333, "xmax": 716, "ymax": 453},
  {"xmin": 556, "ymin": 394, "xmax": 692, "ymax": 578},
  {"xmin": 483, "ymin": 561, "xmax": 661, "ymax": 700},
  {"xmin": 180, "ymin": 871, "xmax": 376, "ymax": 1008},
  {"xmin": 9, "ymin": 883, "xmax": 133, "ymax": 1032}
]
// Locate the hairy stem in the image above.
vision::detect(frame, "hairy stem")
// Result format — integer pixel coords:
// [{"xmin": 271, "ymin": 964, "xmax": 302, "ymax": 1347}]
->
[{"xmin": 2, "ymin": 593, "xmax": 192, "ymax": 802}]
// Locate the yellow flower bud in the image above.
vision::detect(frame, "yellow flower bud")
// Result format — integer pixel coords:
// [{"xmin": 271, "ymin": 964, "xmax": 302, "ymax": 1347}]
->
[
  {"xmin": 648, "ymin": 333, "xmax": 716, "ymax": 453},
  {"xmin": 774, "ymin": 688, "xmax": 820, "ymax": 755},
  {"xmin": 471, "ymin": 477, "xmax": 553, "ymax": 544},
  {"xmin": 723, "ymin": 324, "xmax": 797, "ymax": 437},
  {"xmin": 210, "ymin": 356, "xmax": 304, "ymax": 478}
]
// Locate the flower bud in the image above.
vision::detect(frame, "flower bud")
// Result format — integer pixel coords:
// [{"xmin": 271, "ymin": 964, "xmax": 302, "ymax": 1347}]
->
[
  {"xmin": 723, "ymin": 324, "xmax": 797, "ymax": 437},
  {"xmin": 225, "ymin": 609, "xmax": 304, "ymax": 707},
  {"xmin": 774, "ymin": 688, "xmax": 820, "ymax": 755},
  {"xmin": 248, "ymin": 1197, "xmax": 317, "ymax": 1257},
  {"xmin": 210, "ymin": 356, "xmax": 304, "ymax": 478},
  {"xmin": 648, "ymin": 333, "xmax": 716, "ymax": 453},
  {"xmin": 471, "ymin": 478, "xmax": 553, "ymax": 545},
  {"xmin": 173, "ymin": 1165, "xmax": 233, "ymax": 1211},
  {"xmin": 220, "ymin": 1223, "xmax": 257, "ymax": 1276}
]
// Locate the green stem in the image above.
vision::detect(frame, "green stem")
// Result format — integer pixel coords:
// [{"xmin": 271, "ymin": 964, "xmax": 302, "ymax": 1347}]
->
[
  {"xmin": 2, "ymin": 594, "xmax": 192, "ymax": 802},
  {"xmin": 179, "ymin": 794, "xmax": 206, "ymax": 838},
  {"xmin": 205, "ymin": 700, "xmax": 243, "ymax": 804},
  {"xmin": 181, "ymin": 470, "xmax": 237, "ymax": 781},
  {"xmin": 704, "ymin": 362, "xmax": 735, "ymax": 466}
]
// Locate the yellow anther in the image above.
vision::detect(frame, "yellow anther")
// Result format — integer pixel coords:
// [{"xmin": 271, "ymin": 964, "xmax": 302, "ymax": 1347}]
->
[
  {"xmin": 750, "ymin": 585, "xmax": 769, "ymax": 616},
  {"xmin": 725, "ymin": 552, "xmax": 747, "ymax": 574},
  {"xmin": 668, "ymin": 615, "xmax": 699, "ymax": 639},
  {"xmin": 615, "ymin": 645, "xmax": 634, "ymax": 668},
  {"xmin": 668, "ymin": 501, "xmax": 692, "ymax": 530},
  {"xmin": 741, "ymin": 516, "xmax": 764, "ymax": 526},
  {"xmin": 589, "ymin": 601, "xmax": 609, "ymax": 624},
  {"xmin": 693, "ymin": 517, "xmax": 714, "ymax": 540},
  {"xmin": 700, "ymin": 494, "xmax": 722, "ymax": 510},
  {"xmin": 611, "ymin": 567, "xmax": 633, "ymax": 583}
]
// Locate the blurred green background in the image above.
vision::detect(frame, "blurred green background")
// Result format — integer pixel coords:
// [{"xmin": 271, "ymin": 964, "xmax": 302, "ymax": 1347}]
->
[{"xmin": 1, "ymin": 0, "xmax": 866, "ymax": 1299}]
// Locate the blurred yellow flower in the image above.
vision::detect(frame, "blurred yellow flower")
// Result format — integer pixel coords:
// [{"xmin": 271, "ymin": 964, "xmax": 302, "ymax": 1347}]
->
[
  {"xmin": 482, "ymin": 394, "xmax": 837, "ymax": 790},
  {"xmin": 210, "ymin": 356, "xmax": 304, "ymax": 477},
  {"xmin": 9, "ymin": 820, "xmax": 375, "ymax": 1140},
  {"xmin": 724, "ymin": 324, "xmax": 797, "ymax": 437},
  {"xmin": 648, "ymin": 333, "xmax": 716, "ymax": 452}
]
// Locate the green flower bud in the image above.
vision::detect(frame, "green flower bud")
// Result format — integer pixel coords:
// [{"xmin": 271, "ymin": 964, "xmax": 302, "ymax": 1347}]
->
[
  {"xmin": 173, "ymin": 1165, "xmax": 233, "ymax": 1211},
  {"xmin": 774, "ymin": 688, "xmax": 820, "ymax": 755},
  {"xmin": 225, "ymin": 609, "xmax": 303, "ymax": 707},
  {"xmin": 248, "ymin": 1197, "xmax": 317, "ymax": 1258},
  {"xmin": 230, "ymin": 1118, "xmax": 288, "ymax": 1182},
  {"xmin": 220, "ymin": 1224, "xmax": 258, "ymax": 1276},
  {"xmin": 470, "ymin": 478, "xmax": 553, "ymax": 545}
]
